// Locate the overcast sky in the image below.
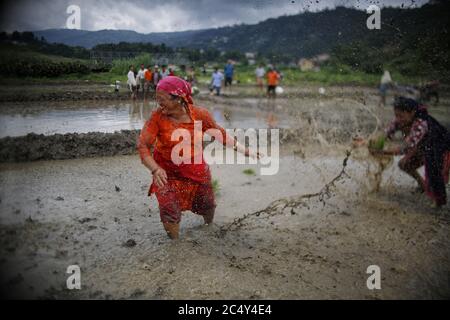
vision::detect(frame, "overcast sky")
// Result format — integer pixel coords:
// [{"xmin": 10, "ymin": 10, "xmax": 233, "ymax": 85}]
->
[{"xmin": 0, "ymin": 0, "xmax": 429, "ymax": 33}]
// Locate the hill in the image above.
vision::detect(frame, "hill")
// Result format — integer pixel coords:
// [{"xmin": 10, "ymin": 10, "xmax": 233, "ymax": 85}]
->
[{"xmin": 32, "ymin": 2, "xmax": 449, "ymax": 59}]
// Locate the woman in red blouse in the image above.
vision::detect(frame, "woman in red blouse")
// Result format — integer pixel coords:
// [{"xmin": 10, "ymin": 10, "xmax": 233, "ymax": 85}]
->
[{"xmin": 138, "ymin": 76, "xmax": 258, "ymax": 239}]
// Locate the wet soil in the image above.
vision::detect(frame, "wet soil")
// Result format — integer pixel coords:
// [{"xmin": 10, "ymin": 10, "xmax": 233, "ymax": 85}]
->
[{"xmin": 0, "ymin": 84, "xmax": 449, "ymax": 299}]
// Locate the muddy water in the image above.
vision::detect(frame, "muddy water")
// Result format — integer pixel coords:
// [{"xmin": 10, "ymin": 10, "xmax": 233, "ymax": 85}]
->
[
  {"xmin": 1, "ymin": 93, "xmax": 448, "ymax": 139},
  {"xmin": 0, "ymin": 99, "xmax": 293, "ymax": 138}
]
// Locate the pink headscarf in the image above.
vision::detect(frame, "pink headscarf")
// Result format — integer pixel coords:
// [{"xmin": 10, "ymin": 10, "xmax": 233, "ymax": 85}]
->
[{"xmin": 156, "ymin": 76, "xmax": 193, "ymax": 104}]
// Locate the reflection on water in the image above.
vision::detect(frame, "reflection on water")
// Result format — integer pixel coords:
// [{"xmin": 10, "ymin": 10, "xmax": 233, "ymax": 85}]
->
[{"xmin": 0, "ymin": 100, "xmax": 291, "ymax": 138}]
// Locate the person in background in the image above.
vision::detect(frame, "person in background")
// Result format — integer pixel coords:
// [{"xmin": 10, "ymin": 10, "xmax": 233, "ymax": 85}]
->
[
  {"xmin": 169, "ymin": 67, "xmax": 175, "ymax": 77},
  {"xmin": 370, "ymin": 97, "xmax": 450, "ymax": 208},
  {"xmin": 210, "ymin": 67, "xmax": 224, "ymax": 96},
  {"xmin": 136, "ymin": 64, "xmax": 146, "ymax": 98},
  {"xmin": 161, "ymin": 65, "xmax": 169, "ymax": 79},
  {"xmin": 266, "ymin": 66, "xmax": 280, "ymax": 99},
  {"xmin": 153, "ymin": 65, "xmax": 162, "ymax": 89},
  {"xmin": 114, "ymin": 80, "xmax": 120, "ymax": 93},
  {"xmin": 379, "ymin": 70, "xmax": 393, "ymax": 107},
  {"xmin": 224, "ymin": 60, "xmax": 234, "ymax": 89},
  {"xmin": 144, "ymin": 66, "xmax": 153, "ymax": 99},
  {"xmin": 187, "ymin": 66, "xmax": 196, "ymax": 85},
  {"xmin": 255, "ymin": 63, "xmax": 265, "ymax": 92},
  {"xmin": 127, "ymin": 65, "xmax": 137, "ymax": 100}
]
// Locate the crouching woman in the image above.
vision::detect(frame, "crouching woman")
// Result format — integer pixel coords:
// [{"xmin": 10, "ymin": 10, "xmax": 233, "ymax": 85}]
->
[{"xmin": 371, "ymin": 97, "xmax": 450, "ymax": 208}]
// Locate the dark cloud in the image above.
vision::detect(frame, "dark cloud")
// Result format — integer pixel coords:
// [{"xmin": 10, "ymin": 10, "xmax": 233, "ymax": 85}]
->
[{"xmin": 0, "ymin": 0, "xmax": 429, "ymax": 33}]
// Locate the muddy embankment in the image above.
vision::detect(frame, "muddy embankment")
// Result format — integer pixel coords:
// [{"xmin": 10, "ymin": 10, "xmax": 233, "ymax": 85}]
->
[
  {"xmin": 0, "ymin": 89, "xmax": 134, "ymax": 103},
  {"xmin": 0, "ymin": 84, "xmax": 373, "ymax": 103},
  {"xmin": 0, "ymin": 82, "xmax": 146, "ymax": 102},
  {"xmin": 0, "ymin": 129, "xmax": 300, "ymax": 162},
  {"xmin": 0, "ymin": 121, "xmax": 374, "ymax": 163},
  {"xmin": 0, "ymin": 131, "xmax": 139, "ymax": 162}
]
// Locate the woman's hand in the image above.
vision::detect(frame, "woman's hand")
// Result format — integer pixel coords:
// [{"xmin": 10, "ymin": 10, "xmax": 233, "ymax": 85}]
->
[
  {"xmin": 152, "ymin": 167, "xmax": 168, "ymax": 188},
  {"xmin": 384, "ymin": 146, "xmax": 402, "ymax": 156},
  {"xmin": 368, "ymin": 147, "xmax": 385, "ymax": 156},
  {"xmin": 369, "ymin": 146, "xmax": 400, "ymax": 157}
]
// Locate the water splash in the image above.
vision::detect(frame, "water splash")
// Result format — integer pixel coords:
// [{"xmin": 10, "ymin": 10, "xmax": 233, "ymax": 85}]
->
[{"xmin": 219, "ymin": 150, "xmax": 352, "ymax": 234}]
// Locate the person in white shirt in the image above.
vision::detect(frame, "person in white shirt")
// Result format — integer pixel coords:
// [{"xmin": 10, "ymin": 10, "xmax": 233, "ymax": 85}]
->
[
  {"xmin": 136, "ymin": 64, "xmax": 147, "ymax": 96},
  {"xmin": 210, "ymin": 67, "xmax": 224, "ymax": 96},
  {"xmin": 255, "ymin": 64, "xmax": 265, "ymax": 92},
  {"xmin": 127, "ymin": 65, "xmax": 137, "ymax": 100}
]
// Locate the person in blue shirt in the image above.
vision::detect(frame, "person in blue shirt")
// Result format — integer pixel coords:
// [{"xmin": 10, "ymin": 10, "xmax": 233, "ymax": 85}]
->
[{"xmin": 224, "ymin": 60, "xmax": 234, "ymax": 88}]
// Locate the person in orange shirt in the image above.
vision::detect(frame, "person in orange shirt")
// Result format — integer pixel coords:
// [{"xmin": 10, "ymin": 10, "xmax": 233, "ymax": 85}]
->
[
  {"xmin": 144, "ymin": 66, "xmax": 153, "ymax": 99},
  {"xmin": 266, "ymin": 67, "xmax": 280, "ymax": 99},
  {"xmin": 138, "ymin": 76, "xmax": 259, "ymax": 239}
]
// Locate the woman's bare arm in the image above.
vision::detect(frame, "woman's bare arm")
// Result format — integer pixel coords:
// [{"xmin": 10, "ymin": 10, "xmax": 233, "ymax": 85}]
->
[
  {"xmin": 142, "ymin": 154, "xmax": 168, "ymax": 187},
  {"xmin": 201, "ymin": 108, "xmax": 261, "ymax": 159},
  {"xmin": 141, "ymin": 153, "xmax": 161, "ymax": 173},
  {"xmin": 138, "ymin": 112, "xmax": 168, "ymax": 187}
]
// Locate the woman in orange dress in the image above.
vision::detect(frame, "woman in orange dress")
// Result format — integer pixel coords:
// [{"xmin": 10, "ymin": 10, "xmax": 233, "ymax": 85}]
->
[{"xmin": 138, "ymin": 76, "xmax": 258, "ymax": 239}]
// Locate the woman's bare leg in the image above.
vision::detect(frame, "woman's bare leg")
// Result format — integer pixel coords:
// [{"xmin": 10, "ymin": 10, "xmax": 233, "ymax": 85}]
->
[
  {"xmin": 409, "ymin": 170, "xmax": 426, "ymax": 192},
  {"xmin": 202, "ymin": 208, "xmax": 215, "ymax": 225},
  {"xmin": 192, "ymin": 183, "xmax": 216, "ymax": 225},
  {"xmin": 399, "ymin": 155, "xmax": 426, "ymax": 192},
  {"xmin": 156, "ymin": 185, "xmax": 182, "ymax": 240}
]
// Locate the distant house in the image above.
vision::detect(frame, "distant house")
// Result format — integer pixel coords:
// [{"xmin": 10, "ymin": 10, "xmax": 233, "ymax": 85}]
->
[
  {"xmin": 298, "ymin": 58, "xmax": 315, "ymax": 72},
  {"xmin": 313, "ymin": 53, "xmax": 330, "ymax": 64},
  {"xmin": 298, "ymin": 53, "xmax": 330, "ymax": 72},
  {"xmin": 245, "ymin": 52, "xmax": 255, "ymax": 59},
  {"xmin": 245, "ymin": 52, "xmax": 256, "ymax": 65}
]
